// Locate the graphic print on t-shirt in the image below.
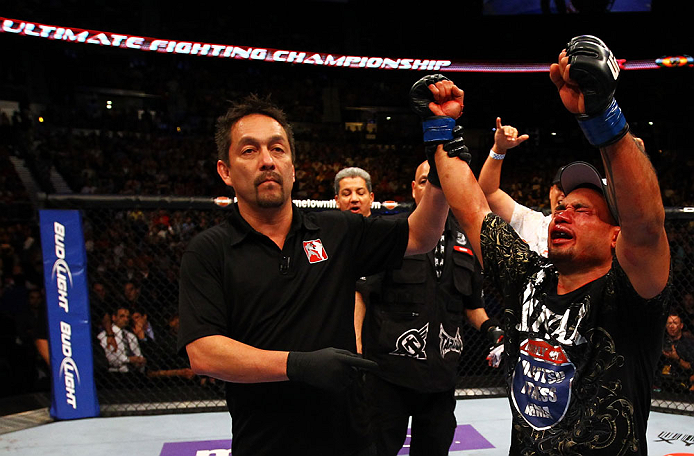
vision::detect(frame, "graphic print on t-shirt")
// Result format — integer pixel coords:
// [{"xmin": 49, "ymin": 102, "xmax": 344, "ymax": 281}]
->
[
  {"xmin": 390, "ymin": 323, "xmax": 428, "ymax": 360},
  {"xmin": 519, "ymin": 269, "xmax": 589, "ymax": 346},
  {"xmin": 439, "ymin": 324, "xmax": 463, "ymax": 358},
  {"xmin": 511, "ymin": 268, "xmax": 592, "ymax": 430},
  {"xmin": 511, "ymin": 338, "xmax": 575, "ymax": 430}
]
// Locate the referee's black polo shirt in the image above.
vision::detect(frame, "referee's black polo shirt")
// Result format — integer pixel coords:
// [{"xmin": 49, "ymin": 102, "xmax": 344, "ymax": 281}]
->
[{"xmin": 178, "ymin": 202, "xmax": 409, "ymax": 455}]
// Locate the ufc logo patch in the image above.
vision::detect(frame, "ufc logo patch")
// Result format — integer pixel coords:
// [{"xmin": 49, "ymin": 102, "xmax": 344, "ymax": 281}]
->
[{"xmin": 303, "ymin": 239, "xmax": 328, "ymax": 264}]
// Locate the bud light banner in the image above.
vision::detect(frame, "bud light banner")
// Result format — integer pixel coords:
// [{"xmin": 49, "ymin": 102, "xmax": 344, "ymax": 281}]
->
[{"xmin": 39, "ymin": 210, "xmax": 99, "ymax": 419}]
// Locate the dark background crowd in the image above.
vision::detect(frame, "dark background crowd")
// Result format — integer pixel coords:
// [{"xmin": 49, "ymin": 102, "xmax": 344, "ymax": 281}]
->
[{"xmin": 1, "ymin": 0, "xmax": 693, "ymax": 413}]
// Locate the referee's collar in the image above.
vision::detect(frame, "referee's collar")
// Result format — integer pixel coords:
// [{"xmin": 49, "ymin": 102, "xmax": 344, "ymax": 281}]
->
[{"xmin": 226, "ymin": 202, "xmax": 319, "ymax": 246}]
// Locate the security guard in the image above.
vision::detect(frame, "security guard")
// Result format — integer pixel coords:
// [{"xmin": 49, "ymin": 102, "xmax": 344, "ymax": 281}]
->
[{"xmin": 359, "ymin": 161, "xmax": 503, "ymax": 456}]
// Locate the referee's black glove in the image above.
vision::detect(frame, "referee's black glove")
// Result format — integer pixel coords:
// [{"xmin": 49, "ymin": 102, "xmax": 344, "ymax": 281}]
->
[{"xmin": 287, "ymin": 347, "xmax": 378, "ymax": 392}]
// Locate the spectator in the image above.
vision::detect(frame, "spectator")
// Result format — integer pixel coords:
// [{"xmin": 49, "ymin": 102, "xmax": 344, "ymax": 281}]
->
[
  {"xmin": 97, "ymin": 305, "xmax": 146, "ymax": 373},
  {"xmin": 131, "ymin": 307, "xmax": 157, "ymax": 344},
  {"xmin": 90, "ymin": 281, "xmax": 115, "ymax": 331},
  {"xmin": 130, "ymin": 306, "xmax": 159, "ymax": 366},
  {"xmin": 657, "ymin": 314, "xmax": 694, "ymax": 394},
  {"xmin": 678, "ymin": 292, "xmax": 694, "ymax": 339},
  {"xmin": 146, "ymin": 313, "xmax": 197, "ymax": 382},
  {"xmin": 123, "ymin": 280, "xmax": 143, "ymax": 309},
  {"xmin": 27, "ymin": 288, "xmax": 50, "ymax": 391}
]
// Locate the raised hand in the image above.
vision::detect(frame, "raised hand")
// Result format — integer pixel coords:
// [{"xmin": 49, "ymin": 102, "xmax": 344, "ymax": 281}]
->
[
  {"xmin": 549, "ymin": 49, "xmax": 586, "ymax": 115},
  {"xmin": 550, "ymin": 36, "xmax": 628, "ymax": 147},
  {"xmin": 427, "ymin": 79, "xmax": 464, "ymax": 119},
  {"xmin": 493, "ymin": 117, "xmax": 529, "ymax": 152}
]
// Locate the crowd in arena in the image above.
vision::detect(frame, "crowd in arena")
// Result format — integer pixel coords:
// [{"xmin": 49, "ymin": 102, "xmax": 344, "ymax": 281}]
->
[
  {"xmin": 2, "ymin": 106, "xmax": 694, "ymax": 401},
  {"xmin": 2, "ymin": 46, "xmax": 694, "ymax": 402}
]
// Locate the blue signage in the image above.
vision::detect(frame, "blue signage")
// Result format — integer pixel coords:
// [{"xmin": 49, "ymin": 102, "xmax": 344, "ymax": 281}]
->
[{"xmin": 39, "ymin": 210, "xmax": 99, "ymax": 419}]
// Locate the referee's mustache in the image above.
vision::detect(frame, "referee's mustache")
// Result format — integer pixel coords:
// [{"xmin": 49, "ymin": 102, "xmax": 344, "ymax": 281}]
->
[{"xmin": 254, "ymin": 171, "xmax": 283, "ymax": 187}]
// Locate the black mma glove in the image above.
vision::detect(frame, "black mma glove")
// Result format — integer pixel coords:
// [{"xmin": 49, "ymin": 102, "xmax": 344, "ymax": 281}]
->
[
  {"xmin": 423, "ymin": 126, "xmax": 470, "ymax": 186},
  {"xmin": 443, "ymin": 125, "xmax": 471, "ymax": 165},
  {"xmin": 481, "ymin": 318, "xmax": 505, "ymax": 368},
  {"xmin": 409, "ymin": 74, "xmax": 457, "ymax": 187},
  {"xmin": 286, "ymin": 347, "xmax": 378, "ymax": 392},
  {"xmin": 481, "ymin": 318, "xmax": 504, "ymax": 347},
  {"xmin": 566, "ymin": 35, "xmax": 629, "ymax": 147}
]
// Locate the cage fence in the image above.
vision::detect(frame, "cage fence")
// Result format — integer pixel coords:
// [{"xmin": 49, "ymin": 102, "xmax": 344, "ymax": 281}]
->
[{"xmin": 40, "ymin": 195, "xmax": 694, "ymax": 416}]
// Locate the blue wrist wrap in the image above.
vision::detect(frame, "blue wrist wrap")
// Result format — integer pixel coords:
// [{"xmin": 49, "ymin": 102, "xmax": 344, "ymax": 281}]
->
[
  {"xmin": 422, "ymin": 116, "xmax": 456, "ymax": 143},
  {"xmin": 577, "ymin": 99, "xmax": 629, "ymax": 147}
]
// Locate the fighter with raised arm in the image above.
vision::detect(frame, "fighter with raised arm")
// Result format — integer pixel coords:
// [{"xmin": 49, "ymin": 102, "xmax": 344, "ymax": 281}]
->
[{"xmin": 412, "ymin": 35, "xmax": 671, "ymax": 455}]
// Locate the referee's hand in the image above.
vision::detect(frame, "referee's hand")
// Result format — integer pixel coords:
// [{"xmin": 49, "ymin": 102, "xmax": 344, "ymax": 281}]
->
[{"xmin": 287, "ymin": 347, "xmax": 378, "ymax": 392}]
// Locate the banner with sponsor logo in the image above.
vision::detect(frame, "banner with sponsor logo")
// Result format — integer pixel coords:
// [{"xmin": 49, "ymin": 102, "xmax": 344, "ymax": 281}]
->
[
  {"xmin": 39, "ymin": 210, "xmax": 99, "ymax": 420},
  {"xmin": 0, "ymin": 17, "xmax": 672, "ymax": 72}
]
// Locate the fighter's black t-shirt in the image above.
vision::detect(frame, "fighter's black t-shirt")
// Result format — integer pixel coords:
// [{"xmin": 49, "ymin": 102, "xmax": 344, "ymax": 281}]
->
[
  {"xmin": 178, "ymin": 203, "xmax": 409, "ymax": 456},
  {"xmin": 480, "ymin": 213, "xmax": 671, "ymax": 456}
]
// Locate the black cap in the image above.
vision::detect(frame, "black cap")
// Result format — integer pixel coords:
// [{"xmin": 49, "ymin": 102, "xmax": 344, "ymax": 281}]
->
[
  {"xmin": 559, "ymin": 161, "xmax": 619, "ymax": 225},
  {"xmin": 552, "ymin": 165, "xmax": 566, "ymax": 186}
]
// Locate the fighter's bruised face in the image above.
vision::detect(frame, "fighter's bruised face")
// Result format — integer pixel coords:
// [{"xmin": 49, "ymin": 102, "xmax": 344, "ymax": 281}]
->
[
  {"xmin": 335, "ymin": 177, "xmax": 374, "ymax": 217},
  {"xmin": 548, "ymin": 187, "xmax": 619, "ymax": 269},
  {"xmin": 217, "ymin": 114, "xmax": 295, "ymax": 209}
]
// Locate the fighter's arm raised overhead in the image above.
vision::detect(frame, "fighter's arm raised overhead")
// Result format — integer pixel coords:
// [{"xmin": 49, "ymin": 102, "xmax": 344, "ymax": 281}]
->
[
  {"xmin": 435, "ymin": 144, "xmax": 490, "ymax": 269},
  {"xmin": 404, "ymin": 76, "xmax": 460, "ymax": 256},
  {"xmin": 550, "ymin": 37, "xmax": 669, "ymax": 299},
  {"xmin": 408, "ymin": 75, "xmax": 491, "ymax": 266}
]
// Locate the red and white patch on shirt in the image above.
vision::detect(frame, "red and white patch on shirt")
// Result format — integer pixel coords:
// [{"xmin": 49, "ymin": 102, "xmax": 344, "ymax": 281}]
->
[
  {"xmin": 453, "ymin": 245, "xmax": 473, "ymax": 256},
  {"xmin": 303, "ymin": 239, "xmax": 328, "ymax": 264}
]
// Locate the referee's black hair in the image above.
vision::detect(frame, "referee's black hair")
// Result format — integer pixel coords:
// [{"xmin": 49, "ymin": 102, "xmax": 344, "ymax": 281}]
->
[{"xmin": 214, "ymin": 94, "xmax": 296, "ymax": 164}]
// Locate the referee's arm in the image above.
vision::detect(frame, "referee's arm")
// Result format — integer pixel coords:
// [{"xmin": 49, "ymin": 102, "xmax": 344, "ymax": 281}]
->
[{"xmin": 187, "ymin": 335, "xmax": 289, "ymax": 383}]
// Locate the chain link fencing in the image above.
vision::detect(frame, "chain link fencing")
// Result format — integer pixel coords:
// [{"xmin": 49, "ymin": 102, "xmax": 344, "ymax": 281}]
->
[{"xmin": 39, "ymin": 195, "xmax": 694, "ymax": 416}]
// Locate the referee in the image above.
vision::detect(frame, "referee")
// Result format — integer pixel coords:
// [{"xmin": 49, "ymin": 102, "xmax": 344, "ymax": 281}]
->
[{"xmin": 177, "ymin": 94, "xmax": 468, "ymax": 456}]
